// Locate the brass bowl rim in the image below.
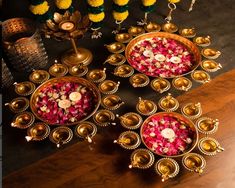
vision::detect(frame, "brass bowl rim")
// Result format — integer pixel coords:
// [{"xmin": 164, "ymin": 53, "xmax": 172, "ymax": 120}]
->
[
  {"xmin": 182, "ymin": 153, "xmax": 206, "ymax": 171},
  {"xmin": 155, "ymin": 158, "xmax": 180, "ymax": 178},
  {"xmin": 12, "ymin": 111, "xmax": 35, "ymax": 129},
  {"xmin": 29, "ymin": 70, "xmax": 50, "ymax": 84},
  {"xmin": 74, "ymin": 121, "xmax": 97, "ymax": 138},
  {"xmin": 198, "ymin": 137, "xmax": 220, "ymax": 156},
  {"xmin": 27, "ymin": 122, "xmax": 50, "ymax": 141},
  {"xmin": 49, "ymin": 126, "xmax": 73, "ymax": 144},
  {"xmin": 8, "ymin": 97, "xmax": 29, "ymax": 113},
  {"xmin": 195, "ymin": 117, "xmax": 218, "ymax": 134},
  {"xmin": 120, "ymin": 112, "xmax": 143, "ymax": 130},
  {"xmin": 49, "ymin": 63, "xmax": 69, "ymax": 77},
  {"xmin": 118, "ymin": 131, "xmax": 141, "ymax": 150}
]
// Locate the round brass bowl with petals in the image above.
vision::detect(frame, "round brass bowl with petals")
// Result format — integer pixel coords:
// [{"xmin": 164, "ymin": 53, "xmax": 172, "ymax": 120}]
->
[
  {"xmin": 26, "ymin": 122, "xmax": 50, "ymax": 142},
  {"xmin": 14, "ymin": 81, "xmax": 36, "ymax": 96},
  {"xmin": 201, "ymin": 60, "xmax": 222, "ymax": 72},
  {"xmin": 158, "ymin": 93, "xmax": 179, "ymax": 112},
  {"xmin": 93, "ymin": 109, "xmax": 115, "ymax": 127},
  {"xmin": 182, "ymin": 153, "xmax": 206, "ymax": 174},
  {"xmin": 114, "ymin": 65, "xmax": 134, "ymax": 78},
  {"xmin": 29, "ymin": 70, "xmax": 50, "ymax": 84},
  {"xmin": 181, "ymin": 102, "xmax": 202, "ymax": 119},
  {"xmin": 198, "ymin": 137, "xmax": 224, "ymax": 156},
  {"xmin": 161, "ymin": 23, "xmax": 178, "ymax": 33},
  {"xmin": 101, "ymin": 94, "xmax": 124, "ymax": 110},
  {"xmin": 98, "ymin": 80, "xmax": 120, "ymax": 95},
  {"xmin": 114, "ymin": 131, "xmax": 141, "ymax": 150},
  {"xmin": 115, "ymin": 33, "xmax": 133, "ymax": 43},
  {"xmin": 128, "ymin": 26, "xmax": 145, "ymax": 36},
  {"xmin": 5, "ymin": 97, "xmax": 29, "ymax": 113},
  {"xmin": 69, "ymin": 65, "xmax": 88, "ymax": 77},
  {"xmin": 129, "ymin": 74, "xmax": 150, "ymax": 88},
  {"xmin": 150, "ymin": 78, "xmax": 171, "ymax": 93},
  {"xmin": 201, "ymin": 48, "xmax": 221, "ymax": 59},
  {"xmin": 196, "ymin": 117, "xmax": 219, "ymax": 135},
  {"xmin": 191, "ymin": 70, "xmax": 211, "ymax": 83},
  {"xmin": 49, "ymin": 63, "xmax": 68, "ymax": 77},
  {"xmin": 136, "ymin": 97, "xmax": 157, "ymax": 116},
  {"xmin": 86, "ymin": 68, "xmax": 106, "ymax": 83},
  {"xmin": 179, "ymin": 28, "xmax": 196, "ymax": 38},
  {"xmin": 49, "ymin": 126, "xmax": 73, "ymax": 148},
  {"xmin": 172, "ymin": 77, "xmax": 192, "ymax": 91},
  {"xmin": 129, "ymin": 148, "xmax": 155, "ymax": 169},
  {"xmin": 144, "ymin": 22, "xmax": 161, "ymax": 32},
  {"xmin": 193, "ymin": 36, "xmax": 211, "ymax": 47},
  {"xmin": 11, "ymin": 112, "xmax": 35, "ymax": 129},
  {"xmin": 119, "ymin": 112, "xmax": 143, "ymax": 130},
  {"xmin": 75, "ymin": 121, "xmax": 97, "ymax": 143},
  {"xmin": 155, "ymin": 158, "xmax": 180, "ymax": 182},
  {"xmin": 104, "ymin": 54, "xmax": 126, "ymax": 66},
  {"xmin": 105, "ymin": 42, "xmax": 125, "ymax": 54}
]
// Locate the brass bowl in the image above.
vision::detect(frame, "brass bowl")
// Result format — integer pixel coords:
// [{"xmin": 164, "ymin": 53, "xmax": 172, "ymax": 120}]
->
[
  {"xmin": 69, "ymin": 65, "xmax": 88, "ymax": 77},
  {"xmin": 104, "ymin": 54, "xmax": 126, "ymax": 66},
  {"xmin": 128, "ymin": 26, "xmax": 145, "ymax": 36},
  {"xmin": 172, "ymin": 77, "xmax": 192, "ymax": 91},
  {"xmin": 150, "ymin": 78, "xmax": 171, "ymax": 93},
  {"xmin": 14, "ymin": 81, "xmax": 36, "ymax": 96},
  {"xmin": 179, "ymin": 28, "xmax": 196, "ymax": 38},
  {"xmin": 193, "ymin": 36, "xmax": 211, "ymax": 47},
  {"xmin": 161, "ymin": 23, "xmax": 178, "ymax": 33},
  {"xmin": 30, "ymin": 76, "xmax": 101, "ymax": 126},
  {"xmin": 196, "ymin": 117, "xmax": 219, "ymax": 134},
  {"xmin": 136, "ymin": 97, "xmax": 157, "ymax": 116},
  {"xmin": 155, "ymin": 158, "xmax": 180, "ymax": 182},
  {"xmin": 201, "ymin": 48, "xmax": 221, "ymax": 59},
  {"xmin": 26, "ymin": 122, "xmax": 50, "ymax": 142},
  {"xmin": 114, "ymin": 65, "xmax": 134, "ymax": 77},
  {"xmin": 181, "ymin": 102, "xmax": 202, "ymax": 119},
  {"xmin": 11, "ymin": 112, "xmax": 35, "ymax": 129},
  {"xmin": 93, "ymin": 109, "xmax": 115, "ymax": 127},
  {"xmin": 86, "ymin": 68, "xmax": 106, "ymax": 83},
  {"xmin": 144, "ymin": 22, "xmax": 161, "ymax": 32},
  {"xmin": 129, "ymin": 74, "xmax": 150, "ymax": 88},
  {"xmin": 191, "ymin": 70, "xmax": 211, "ymax": 83},
  {"xmin": 201, "ymin": 60, "xmax": 222, "ymax": 72},
  {"xmin": 114, "ymin": 131, "xmax": 141, "ymax": 150},
  {"xmin": 158, "ymin": 93, "xmax": 179, "ymax": 112},
  {"xmin": 98, "ymin": 80, "xmax": 120, "ymax": 95},
  {"xmin": 29, "ymin": 70, "xmax": 50, "ymax": 84},
  {"xmin": 49, "ymin": 63, "xmax": 69, "ymax": 77},
  {"xmin": 129, "ymin": 148, "xmax": 155, "ymax": 169},
  {"xmin": 182, "ymin": 153, "xmax": 206, "ymax": 174},
  {"xmin": 101, "ymin": 94, "xmax": 124, "ymax": 110},
  {"xmin": 118, "ymin": 112, "xmax": 143, "ymax": 130},
  {"xmin": 198, "ymin": 137, "xmax": 224, "ymax": 156},
  {"xmin": 49, "ymin": 126, "xmax": 73, "ymax": 148},
  {"xmin": 75, "ymin": 121, "xmax": 97, "ymax": 143},
  {"xmin": 105, "ymin": 42, "xmax": 125, "ymax": 53},
  {"xmin": 115, "ymin": 33, "xmax": 133, "ymax": 43},
  {"xmin": 5, "ymin": 97, "xmax": 29, "ymax": 113}
]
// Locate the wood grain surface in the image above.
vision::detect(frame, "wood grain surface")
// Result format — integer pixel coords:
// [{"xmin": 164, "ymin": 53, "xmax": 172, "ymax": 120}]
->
[{"xmin": 3, "ymin": 69, "xmax": 235, "ymax": 188}]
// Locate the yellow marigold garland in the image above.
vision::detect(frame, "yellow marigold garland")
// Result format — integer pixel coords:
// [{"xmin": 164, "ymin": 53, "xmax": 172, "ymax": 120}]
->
[
  {"xmin": 87, "ymin": 0, "xmax": 104, "ymax": 7},
  {"xmin": 113, "ymin": 11, "xmax": 129, "ymax": 22},
  {"xmin": 55, "ymin": 0, "xmax": 72, "ymax": 9},
  {"xmin": 168, "ymin": 0, "xmax": 180, "ymax": 3},
  {"xmin": 113, "ymin": 0, "xmax": 129, "ymax": 6},
  {"xmin": 88, "ymin": 12, "xmax": 105, "ymax": 23},
  {"xmin": 29, "ymin": 1, "xmax": 49, "ymax": 15},
  {"xmin": 142, "ymin": 0, "xmax": 157, "ymax": 6}
]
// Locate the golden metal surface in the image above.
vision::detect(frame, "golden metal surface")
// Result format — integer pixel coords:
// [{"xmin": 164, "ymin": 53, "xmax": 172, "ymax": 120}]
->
[
  {"xmin": 26, "ymin": 122, "xmax": 50, "ymax": 142},
  {"xmin": 114, "ymin": 65, "xmax": 134, "ymax": 77},
  {"xmin": 161, "ymin": 23, "xmax": 178, "ymax": 33},
  {"xmin": 150, "ymin": 78, "xmax": 171, "ymax": 93},
  {"xmin": 182, "ymin": 153, "xmax": 206, "ymax": 174},
  {"xmin": 115, "ymin": 33, "xmax": 133, "ymax": 43},
  {"xmin": 93, "ymin": 109, "xmax": 115, "ymax": 127},
  {"xmin": 29, "ymin": 70, "xmax": 50, "ymax": 84},
  {"xmin": 5, "ymin": 97, "xmax": 29, "ymax": 113},
  {"xmin": 193, "ymin": 36, "xmax": 211, "ymax": 47},
  {"xmin": 105, "ymin": 42, "xmax": 125, "ymax": 54},
  {"xmin": 144, "ymin": 22, "xmax": 161, "ymax": 32},
  {"xmin": 136, "ymin": 97, "xmax": 157, "ymax": 116},
  {"xmin": 69, "ymin": 65, "xmax": 88, "ymax": 77},
  {"xmin": 128, "ymin": 26, "xmax": 145, "ymax": 36},
  {"xmin": 158, "ymin": 93, "xmax": 179, "ymax": 112},
  {"xmin": 198, "ymin": 137, "xmax": 224, "ymax": 156},
  {"xmin": 75, "ymin": 121, "xmax": 97, "ymax": 143},
  {"xmin": 172, "ymin": 77, "xmax": 192, "ymax": 91},
  {"xmin": 196, "ymin": 117, "xmax": 219, "ymax": 135},
  {"xmin": 201, "ymin": 48, "xmax": 221, "ymax": 59},
  {"xmin": 49, "ymin": 63, "xmax": 68, "ymax": 77},
  {"xmin": 101, "ymin": 94, "xmax": 124, "ymax": 110},
  {"xmin": 98, "ymin": 80, "xmax": 120, "ymax": 95},
  {"xmin": 86, "ymin": 68, "xmax": 106, "ymax": 83},
  {"xmin": 191, "ymin": 70, "xmax": 211, "ymax": 83},
  {"xmin": 104, "ymin": 54, "xmax": 126, "ymax": 66},
  {"xmin": 201, "ymin": 60, "xmax": 222, "ymax": 72},
  {"xmin": 181, "ymin": 102, "xmax": 202, "ymax": 119},
  {"xmin": 179, "ymin": 28, "xmax": 196, "ymax": 38},
  {"xmin": 14, "ymin": 81, "xmax": 36, "ymax": 96},
  {"xmin": 119, "ymin": 112, "xmax": 143, "ymax": 130},
  {"xmin": 11, "ymin": 112, "xmax": 35, "ymax": 129},
  {"xmin": 129, "ymin": 73, "xmax": 150, "ymax": 88}
]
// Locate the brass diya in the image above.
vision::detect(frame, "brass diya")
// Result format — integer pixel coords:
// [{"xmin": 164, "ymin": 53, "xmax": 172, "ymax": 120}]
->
[
  {"xmin": 101, "ymin": 94, "xmax": 124, "ymax": 110},
  {"xmin": 98, "ymin": 80, "xmax": 120, "ymax": 95},
  {"xmin": 105, "ymin": 42, "xmax": 125, "ymax": 54},
  {"xmin": 172, "ymin": 77, "xmax": 192, "ymax": 91},
  {"xmin": 182, "ymin": 153, "xmax": 206, "ymax": 174},
  {"xmin": 14, "ymin": 81, "xmax": 36, "ymax": 96},
  {"xmin": 144, "ymin": 22, "xmax": 161, "ymax": 33},
  {"xmin": 5, "ymin": 97, "xmax": 29, "ymax": 113},
  {"xmin": 198, "ymin": 137, "xmax": 224, "ymax": 156},
  {"xmin": 128, "ymin": 26, "xmax": 145, "ymax": 36},
  {"xmin": 118, "ymin": 112, "xmax": 143, "ymax": 130},
  {"xmin": 129, "ymin": 148, "xmax": 155, "ymax": 169},
  {"xmin": 155, "ymin": 158, "xmax": 180, "ymax": 182},
  {"xmin": 136, "ymin": 97, "xmax": 157, "ymax": 116},
  {"xmin": 158, "ymin": 93, "xmax": 179, "ymax": 112},
  {"xmin": 114, "ymin": 65, "xmax": 134, "ymax": 78},
  {"xmin": 104, "ymin": 54, "xmax": 126, "ymax": 66},
  {"xmin": 179, "ymin": 28, "xmax": 196, "ymax": 38},
  {"xmin": 26, "ymin": 122, "xmax": 50, "ymax": 142},
  {"xmin": 86, "ymin": 68, "xmax": 106, "ymax": 83},
  {"xmin": 115, "ymin": 33, "xmax": 133, "ymax": 43},
  {"xmin": 193, "ymin": 36, "xmax": 211, "ymax": 47},
  {"xmin": 75, "ymin": 121, "xmax": 97, "ymax": 143},
  {"xmin": 93, "ymin": 109, "xmax": 116, "ymax": 127},
  {"xmin": 201, "ymin": 60, "xmax": 222, "ymax": 72},
  {"xmin": 201, "ymin": 48, "xmax": 221, "ymax": 59},
  {"xmin": 49, "ymin": 126, "xmax": 73, "ymax": 148},
  {"xmin": 11, "ymin": 112, "xmax": 35, "ymax": 129},
  {"xmin": 196, "ymin": 117, "xmax": 219, "ymax": 135},
  {"xmin": 191, "ymin": 70, "xmax": 211, "ymax": 83},
  {"xmin": 129, "ymin": 74, "xmax": 150, "ymax": 88},
  {"xmin": 29, "ymin": 70, "xmax": 50, "ymax": 84},
  {"xmin": 150, "ymin": 78, "xmax": 171, "ymax": 93},
  {"xmin": 114, "ymin": 131, "xmax": 141, "ymax": 150},
  {"xmin": 49, "ymin": 63, "xmax": 68, "ymax": 77},
  {"xmin": 181, "ymin": 102, "xmax": 202, "ymax": 119},
  {"xmin": 69, "ymin": 65, "xmax": 88, "ymax": 77},
  {"xmin": 161, "ymin": 23, "xmax": 178, "ymax": 33}
]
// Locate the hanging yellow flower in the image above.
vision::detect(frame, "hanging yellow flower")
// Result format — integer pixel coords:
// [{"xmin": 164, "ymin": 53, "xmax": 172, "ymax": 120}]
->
[
  {"xmin": 142, "ymin": 0, "xmax": 157, "ymax": 6},
  {"xmin": 88, "ymin": 12, "xmax": 105, "ymax": 23},
  {"xmin": 113, "ymin": 11, "xmax": 129, "ymax": 21},
  {"xmin": 113, "ymin": 0, "xmax": 129, "ymax": 6},
  {"xmin": 55, "ymin": 0, "xmax": 72, "ymax": 9},
  {"xmin": 29, "ymin": 1, "xmax": 49, "ymax": 15},
  {"xmin": 87, "ymin": 0, "xmax": 104, "ymax": 7},
  {"xmin": 168, "ymin": 0, "xmax": 180, "ymax": 3}
]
